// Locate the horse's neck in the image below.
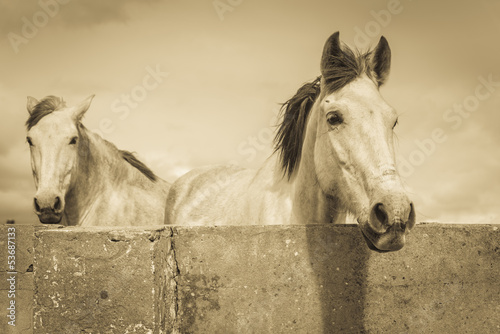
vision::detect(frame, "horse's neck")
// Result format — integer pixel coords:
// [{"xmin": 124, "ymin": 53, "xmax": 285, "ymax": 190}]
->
[
  {"xmin": 247, "ymin": 152, "xmax": 343, "ymax": 225},
  {"xmin": 288, "ymin": 113, "xmax": 346, "ymax": 225},
  {"xmin": 289, "ymin": 154, "xmax": 345, "ymax": 224},
  {"xmin": 65, "ymin": 131, "xmax": 131, "ymax": 225}
]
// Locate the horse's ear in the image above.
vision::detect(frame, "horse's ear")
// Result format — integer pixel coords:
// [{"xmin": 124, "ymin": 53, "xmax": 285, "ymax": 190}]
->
[
  {"xmin": 71, "ymin": 95, "xmax": 95, "ymax": 122},
  {"xmin": 27, "ymin": 96, "xmax": 39, "ymax": 115},
  {"xmin": 371, "ymin": 36, "xmax": 391, "ymax": 86},
  {"xmin": 320, "ymin": 31, "xmax": 341, "ymax": 76}
]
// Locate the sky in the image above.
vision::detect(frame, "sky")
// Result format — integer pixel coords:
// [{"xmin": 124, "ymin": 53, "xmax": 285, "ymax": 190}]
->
[{"xmin": 0, "ymin": 0, "xmax": 499, "ymax": 224}]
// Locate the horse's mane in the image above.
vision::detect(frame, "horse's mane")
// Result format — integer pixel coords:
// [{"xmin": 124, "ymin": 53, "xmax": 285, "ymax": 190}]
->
[
  {"xmin": 26, "ymin": 96, "xmax": 66, "ymax": 130},
  {"xmin": 274, "ymin": 43, "xmax": 375, "ymax": 179},
  {"xmin": 120, "ymin": 150, "xmax": 158, "ymax": 182},
  {"xmin": 274, "ymin": 77, "xmax": 321, "ymax": 179}
]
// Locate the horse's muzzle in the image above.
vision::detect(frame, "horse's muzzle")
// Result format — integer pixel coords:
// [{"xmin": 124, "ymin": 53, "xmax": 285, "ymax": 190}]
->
[
  {"xmin": 38, "ymin": 209, "xmax": 62, "ymax": 224},
  {"xmin": 360, "ymin": 222, "xmax": 408, "ymax": 252},
  {"xmin": 359, "ymin": 201, "xmax": 416, "ymax": 252}
]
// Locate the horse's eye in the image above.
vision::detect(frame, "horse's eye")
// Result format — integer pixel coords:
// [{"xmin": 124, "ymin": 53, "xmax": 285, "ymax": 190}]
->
[
  {"xmin": 69, "ymin": 137, "xmax": 78, "ymax": 145},
  {"xmin": 327, "ymin": 112, "xmax": 343, "ymax": 126},
  {"xmin": 393, "ymin": 118, "xmax": 399, "ymax": 129},
  {"xmin": 27, "ymin": 137, "xmax": 33, "ymax": 146}
]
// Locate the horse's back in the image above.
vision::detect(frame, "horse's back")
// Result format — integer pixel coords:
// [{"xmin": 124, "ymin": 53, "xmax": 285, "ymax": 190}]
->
[{"xmin": 165, "ymin": 164, "xmax": 251, "ymax": 225}]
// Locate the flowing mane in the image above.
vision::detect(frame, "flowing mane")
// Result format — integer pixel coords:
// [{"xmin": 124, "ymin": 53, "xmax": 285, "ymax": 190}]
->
[
  {"xmin": 274, "ymin": 42, "xmax": 377, "ymax": 179},
  {"xmin": 274, "ymin": 77, "xmax": 321, "ymax": 179},
  {"xmin": 120, "ymin": 150, "xmax": 157, "ymax": 182},
  {"xmin": 25, "ymin": 96, "xmax": 66, "ymax": 130}
]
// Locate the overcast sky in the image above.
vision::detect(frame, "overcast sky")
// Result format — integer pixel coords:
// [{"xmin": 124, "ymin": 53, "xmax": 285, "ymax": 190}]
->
[{"xmin": 1, "ymin": 0, "xmax": 499, "ymax": 224}]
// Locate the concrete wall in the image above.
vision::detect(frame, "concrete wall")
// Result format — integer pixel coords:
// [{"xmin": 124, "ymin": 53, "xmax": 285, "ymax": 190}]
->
[{"xmin": 1, "ymin": 223, "xmax": 499, "ymax": 333}]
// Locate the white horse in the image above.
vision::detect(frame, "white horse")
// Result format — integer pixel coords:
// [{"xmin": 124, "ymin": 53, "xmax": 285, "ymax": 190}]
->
[
  {"xmin": 26, "ymin": 95, "xmax": 170, "ymax": 226},
  {"xmin": 165, "ymin": 32, "xmax": 415, "ymax": 252}
]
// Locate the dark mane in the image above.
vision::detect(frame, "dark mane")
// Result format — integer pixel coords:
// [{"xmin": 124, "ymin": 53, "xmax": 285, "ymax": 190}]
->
[
  {"xmin": 120, "ymin": 150, "xmax": 157, "ymax": 182},
  {"xmin": 274, "ymin": 43, "xmax": 375, "ymax": 179},
  {"xmin": 274, "ymin": 77, "xmax": 321, "ymax": 179},
  {"xmin": 26, "ymin": 96, "xmax": 66, "ymax": 130}
]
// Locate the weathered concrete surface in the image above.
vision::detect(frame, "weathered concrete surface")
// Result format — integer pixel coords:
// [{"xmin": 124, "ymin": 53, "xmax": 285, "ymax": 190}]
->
[
  {"xmin": 362, "ymin": 224, "xmax": 500, "ymax": 333},
  {"xmin": 171, "ymin": 224, "xmax": 500, "ymax": 333},
  {"xmin": 33, "ymin": 226, "xmax": 174, "ymax": 334},
  {"xmin": 0, "ymin": 224, "xmax": 38, "ymax": 334},
  {"xmin": 172, "ymin": 225, "xmax": 368, "ymax": 333},
  {"xmin": 30, "ymin": 223, "xmax": 500, "ymax": 333}
]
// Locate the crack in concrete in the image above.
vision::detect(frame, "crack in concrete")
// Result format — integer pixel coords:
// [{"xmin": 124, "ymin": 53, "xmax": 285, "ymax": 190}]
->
[{"xmin": 169, "ymin": 227, "xmax": 181, "ymax": 334}]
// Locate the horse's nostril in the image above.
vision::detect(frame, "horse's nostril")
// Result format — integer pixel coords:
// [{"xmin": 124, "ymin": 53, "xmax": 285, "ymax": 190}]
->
[
  {"xmin": 401, "ymin": 221, "xmax": 407, "ymax": 231},
  {"xmin": 409, "ymin": 202, "xmax": 415, "ymax": 221},
  {"xmin": 374, "ymin": 203, "xmax": 388, "ymax": 226},
  {"xmin": 54, "ymin": 196, "xmax": 61, "ymax": 211},
  {"xmin": 34, "ymin": 198, "xmax": 41, "ymax": 213}
]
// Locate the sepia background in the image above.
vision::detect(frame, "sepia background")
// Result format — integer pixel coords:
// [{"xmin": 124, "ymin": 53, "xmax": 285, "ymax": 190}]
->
[{"xmin": 0, "ymin": 0, "xmax": 499, "ymax": 224}]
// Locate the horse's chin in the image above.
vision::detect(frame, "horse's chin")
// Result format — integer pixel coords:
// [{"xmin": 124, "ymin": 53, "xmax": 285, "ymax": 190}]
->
[
  {"xmin": 360, "ymin": 229, "xmax": 393, "ymax": 253},
  {"xmin": 358, "ymin": 220, "xmax": 406, "ymax": 252},
  {"xmin": 38, "ymin": 213, "xmax": 62, "ymax": 224}
]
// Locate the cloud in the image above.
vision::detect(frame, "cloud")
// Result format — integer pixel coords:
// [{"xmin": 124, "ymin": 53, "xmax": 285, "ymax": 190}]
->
[
  {"xmin": 0, "ymin": 188, "xmax": 36, "ymax": 224},
  {"xmin": 0, "ymin": 100, "xmax": 30, "ymax": 158},
  {"xmin": 59, "ymin": 0, "xmax": 163, "ymax": 27},
  {"xmin": 0, "ymin": 141, "xmax": 34, "ymax": 224},
  {"xmin": 419, "ymin": 166, "xmax": 500, "ymax": 223},
  {"xmin": 407, "ymin": 121, "xmax": 500, "ymax": 223},
  {"xmin": 0, "ymin": 140, "xmax": 32, "ymax": 189},
  {"xmin": 0, "ymin": 0, "xmax": 164, "ymax": 34}
]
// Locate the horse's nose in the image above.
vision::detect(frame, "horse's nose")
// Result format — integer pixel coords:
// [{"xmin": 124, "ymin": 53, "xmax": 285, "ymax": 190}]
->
[
  {"xmin": 369, "ymin": 197, "xmax": 415, "ymax": 233},
  {"xmin": 34, "ymin": 195, "xmax": 63, "ymax": 214},
  {"xmin": 359, "ymin": 198, "xmax": 415, "ymax": 252}
]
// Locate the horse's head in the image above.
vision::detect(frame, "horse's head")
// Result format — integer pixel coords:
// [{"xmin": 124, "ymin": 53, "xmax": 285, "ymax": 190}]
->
[
  {"xmin": 25, "ymin": 95, "xmax": 94, "ymax": 224},
  {"xmin": 313, "ymin": 32, "xmax": 415, "ymax": 251}
]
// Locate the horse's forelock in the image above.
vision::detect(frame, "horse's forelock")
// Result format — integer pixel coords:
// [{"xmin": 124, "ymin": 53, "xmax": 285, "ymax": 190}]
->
[
  {"xmin": 321, "ymin": 44, "xmax": 375, "ymax": 95},
  {"xmin": 26, "ymin": 96, "xmax": 67, "ymax": 130}
]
